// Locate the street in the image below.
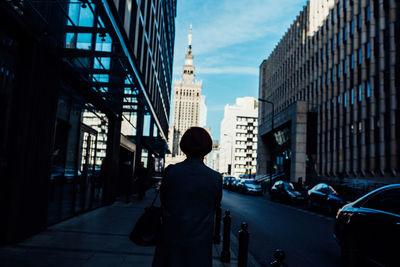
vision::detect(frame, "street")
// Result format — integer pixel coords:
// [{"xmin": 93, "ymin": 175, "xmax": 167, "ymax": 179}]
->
[{"xmin": 221, "ymin": 189, "xmax": 341, "ymax": 267}]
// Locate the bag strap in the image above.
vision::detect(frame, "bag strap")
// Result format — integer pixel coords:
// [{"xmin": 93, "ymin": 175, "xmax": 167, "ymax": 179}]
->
[{"xmin": 150, "ymin": 166, "xmax": 170, "ymax": 207}]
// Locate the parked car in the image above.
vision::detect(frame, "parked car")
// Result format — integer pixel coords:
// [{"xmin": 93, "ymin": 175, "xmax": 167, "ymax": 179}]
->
[
  {"xmin": 270, "ymin": 180, "xmax": 305, "ymax": 203},
  {"xmin": 223, "ymin": 176, "xmax": 236, "ymax": 189},
  {"xmin": 239, "ymin": 173, "xmax": 256, "ymax": 180},
  {"xmin": 237, "ymin": 179, "xmax": 263, "ymax": 195},
  {"xmin": 334, "ymin": 184, "xmax": 400, "ymax": 267},
  {"xmin": 307, "ymin": 183, "xmax": 347, "ymax": 214},
  {"xmin": 231, "ymin": 178, "xmax": 242, "ymax": 192}
]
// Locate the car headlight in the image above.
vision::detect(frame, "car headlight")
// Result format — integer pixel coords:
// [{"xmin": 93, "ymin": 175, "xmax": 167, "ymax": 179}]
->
[{"xmin": 336, "ymin": 207, "xmax": 343, "ymax": 219}]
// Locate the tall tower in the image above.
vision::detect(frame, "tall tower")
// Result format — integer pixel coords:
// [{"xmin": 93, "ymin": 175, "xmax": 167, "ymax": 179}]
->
[{"xmin": 167, "ymin": 25, "xmax": 202, "ymax": 163}]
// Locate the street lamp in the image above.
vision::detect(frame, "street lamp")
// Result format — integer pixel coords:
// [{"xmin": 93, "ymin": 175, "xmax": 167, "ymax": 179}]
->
[{"xmin": 258, "ymin": 98, "xmax": 274, "ymax": 194}]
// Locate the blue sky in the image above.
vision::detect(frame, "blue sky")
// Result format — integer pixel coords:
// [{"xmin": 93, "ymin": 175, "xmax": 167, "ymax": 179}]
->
[{"xmin": 171, "ymin": 0, "xmax": 307, "ymax": 141}]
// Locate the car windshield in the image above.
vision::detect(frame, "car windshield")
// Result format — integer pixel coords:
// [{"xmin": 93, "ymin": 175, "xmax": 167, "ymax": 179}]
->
[
  {"xmin": 328, "ymin": 186, "xmax": 337, "ymax": 195},
  {"xmin": 284, "ymin": 183, "xmax": 295, "ymax": 191}
]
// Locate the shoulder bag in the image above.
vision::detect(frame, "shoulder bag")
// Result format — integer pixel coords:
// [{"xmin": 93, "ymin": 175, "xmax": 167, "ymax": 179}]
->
[{"xmin": 129, "ymin": 166, "xmax": 169, "ymax": 246}]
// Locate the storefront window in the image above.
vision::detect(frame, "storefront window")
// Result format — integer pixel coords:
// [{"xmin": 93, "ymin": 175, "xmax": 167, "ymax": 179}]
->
[{"xmin": 48, "ymin": 92, "xmax": 109, "ymax": 224}]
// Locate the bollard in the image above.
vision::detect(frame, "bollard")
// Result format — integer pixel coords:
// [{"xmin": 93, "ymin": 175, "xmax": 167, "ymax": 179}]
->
[
  {"xmin": 238, "ymin": 222, "xmax": 249, "ymax": 267},
  {"xmin": 220, "ymin": 210, "xmax": 231, "ymax": 263},
  {"xmin": 213, "ymin": 205, "xmax": 222, "ymax": 244},
  {"xmin": 270, "ymin": 249, "xmax": 287, "ymax": 267}
]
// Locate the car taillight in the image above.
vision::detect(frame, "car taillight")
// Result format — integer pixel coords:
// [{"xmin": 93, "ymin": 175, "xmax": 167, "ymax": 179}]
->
[{"xmin": 336, "ymin": 207, "xmax": 343, "ymax": 219}]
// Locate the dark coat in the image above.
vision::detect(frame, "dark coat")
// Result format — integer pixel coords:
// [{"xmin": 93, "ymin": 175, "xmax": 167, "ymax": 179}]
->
[{"xmin": 152, "ymin": 158, "xmax": 222, "ymax": 267}]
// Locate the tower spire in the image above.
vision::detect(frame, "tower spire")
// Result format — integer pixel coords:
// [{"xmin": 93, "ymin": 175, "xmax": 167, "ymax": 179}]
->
[{"xmin": 188, "ymin": 24, "xmax": 192, "ymax": 55}]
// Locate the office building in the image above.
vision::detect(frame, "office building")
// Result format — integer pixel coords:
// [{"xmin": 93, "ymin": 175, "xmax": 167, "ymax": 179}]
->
[
  {"xmin": 258, "ymin": 0, "xmax": 399, "ymax": 189},
  {"xmin": 206, "ymin": 142, "xmax": 220, "ymax": 171},
  {"xmin": 0, "ymin": 0, "xmax": 176, "ymax": 244},
  {"xmin": 219, "ymin": 97, "xmax": 258, "ymax": 176},
  {"xmin": 166, "ymin": 25, "xmax": 203, "ymax": 165}
]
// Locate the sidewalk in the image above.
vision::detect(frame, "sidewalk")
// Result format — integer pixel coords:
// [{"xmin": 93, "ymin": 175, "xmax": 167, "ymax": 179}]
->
[{"xmin": 0, "ymin": 189, "xmax": 255, "ymax": 267}]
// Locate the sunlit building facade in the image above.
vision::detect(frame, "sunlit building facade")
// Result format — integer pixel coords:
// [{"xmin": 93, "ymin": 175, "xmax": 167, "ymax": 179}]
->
[
  {"xmin": 220, "ymin": 97, "xmax": 258, "ymax": 176},
  {"xmin": 166, "ymin": 26, "xmax": 203, "ymax": 165},
  {"xmin": 0, "ymin": 0, "xmax": 176, "ymax": 244},
  {"xmin": 258, "ymin": 0, "xmax": 400, "ymax": 189},
  {"xmin": 206, "ymin": 142, "xmax": 220, "ymax": 172}
]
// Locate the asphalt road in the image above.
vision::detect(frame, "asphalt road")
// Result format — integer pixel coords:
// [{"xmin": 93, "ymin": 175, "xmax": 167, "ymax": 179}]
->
[{"xmin": 221, "ymin": 189, "xmax": 341, "ymax": 267}]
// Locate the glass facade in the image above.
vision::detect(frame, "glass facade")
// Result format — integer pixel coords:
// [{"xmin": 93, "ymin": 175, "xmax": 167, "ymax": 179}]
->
[{"xmin": 0, "ymin": 0, "xmax": 176, "ymax": 244}]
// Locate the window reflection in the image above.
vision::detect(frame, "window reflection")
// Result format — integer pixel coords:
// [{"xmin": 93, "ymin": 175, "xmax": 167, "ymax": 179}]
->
[{"xmin": 48, "ymin": 93, "xmax": 109, "ymax": 224}]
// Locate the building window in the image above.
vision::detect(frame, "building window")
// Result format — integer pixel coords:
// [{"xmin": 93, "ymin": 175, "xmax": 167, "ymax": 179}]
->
[
  {"xmin": 344, "ymin": 0, "xmax": 347, "ymax": 9},
  {"xmin": 321, "ymin": 48, "xmax": 324, "ymax": 61},
  {"xmin": 338, "ymin": 32, "xmax": 341, "ymax": 46},
  {"xmin": 332, "ymin": 68, "xmax": 335, "ymax": 81},
  {"xmin": 358, "ymin": 14, "xmax": 362, "ymax": 29},
  {"xmin": 351, "ymin": 88, "xmax": 354, "ymax": 105},
  {"xmin": 366, "ymin": 42, "xmax": 370, "ymax": 59},
  {"xmin": 344, "ymin": 92, "xmax": 347, "ymax": 107},
  {"xmin": 343, "ymin": 26, "xmax": 347, "ymax": 41},
  {"xmin": 366, "ymin": 5, "xmax": 370, "ymax": 22},
  {"xmin": 351, "ymin": 53, "xmax": 354, "ymax": 69},
  {"xmin": 332, "ymin": 38, "xmax": 335, "ymax": 51},
  {"xmin": 351, "ymin": 20, "xmax": 354, "ymax": 35},
  {"xmin": 326, "ymin": 72, "xmax": 329, "ymax": 85},
  {"xmin": 338, "ymin": 95, "xmax": 341, "ymax": 103},
  {"xmin": 358, "ymin": 84, "xmax": 362, "ymax": 102},
  {"xmin": 358, "ymin": 48, "xmax": 362, "ymax": 64},
  {"xmin": 344, "ymin": 59, "xmax": 347, "ymax": 74},
  {"xmin": 366, "ymin": 81, "xmax": 371, "ymax": 98},
  {"xmin": 338, "ymin": 63, "xmax": 340, "ymax": 78}
]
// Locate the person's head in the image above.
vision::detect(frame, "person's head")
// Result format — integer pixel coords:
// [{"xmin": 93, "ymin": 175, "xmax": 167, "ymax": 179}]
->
[{"xmin": 180, "ymin": 127, "xmax": 212, "ymax": 159}]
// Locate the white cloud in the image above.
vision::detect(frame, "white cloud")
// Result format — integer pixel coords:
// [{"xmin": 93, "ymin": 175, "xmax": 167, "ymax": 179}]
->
[
  {"xmin": 174, "ymin": 0, "xmax": 305, "ymax": 56},
  {"xmin": 173, "ymin": 0, "xmax": 306, "ymax": 78}
]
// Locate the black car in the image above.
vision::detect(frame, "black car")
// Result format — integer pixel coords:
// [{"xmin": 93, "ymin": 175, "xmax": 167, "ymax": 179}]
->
[
  {"xmin": 237, "ymin": 179, "xmax": 263, "ymax": 195},
  {"xmin": 231, "ymin": 178, "xmax": 242, "ymax": 192},
  {"xmin": 223, "ymin": 176, "xmax": 236, "ymax": 190},
  {"xmin": 223, "ymin": 176, "xmax": 236, "ymax": 189},
  {"xmin": 270, "ymin": 180, "xmax": 305, "ymax": 203},
  {"xmin": 334, "ymin": 184, "xmax": 400, "ymax": 267},
  {"xmin": 307, "ymin": 183, "xmax": 347, "ymax": 214}
]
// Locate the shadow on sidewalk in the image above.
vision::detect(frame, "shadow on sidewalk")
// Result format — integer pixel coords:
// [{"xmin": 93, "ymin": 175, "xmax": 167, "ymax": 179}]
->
[{"xmin": 0, "ymin": 189, "xmax": 236, "ymax": 267}]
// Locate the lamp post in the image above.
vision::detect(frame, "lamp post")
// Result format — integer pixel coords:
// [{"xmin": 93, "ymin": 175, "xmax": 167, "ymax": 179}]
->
[{"xmin": 258, "ymin": 98, "xmax": 274, "ymax": 194}]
